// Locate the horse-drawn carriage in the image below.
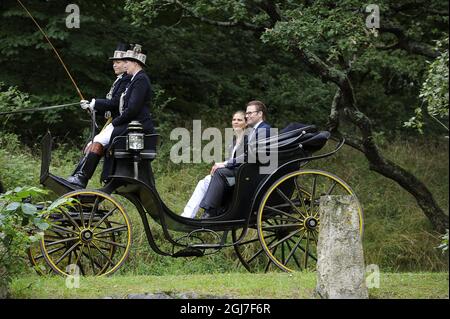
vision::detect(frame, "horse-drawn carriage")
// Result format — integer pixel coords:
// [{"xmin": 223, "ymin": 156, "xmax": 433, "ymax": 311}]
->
[{"xmin": 29, "ymin": 121, "xmax": 363, "ymax": 276}]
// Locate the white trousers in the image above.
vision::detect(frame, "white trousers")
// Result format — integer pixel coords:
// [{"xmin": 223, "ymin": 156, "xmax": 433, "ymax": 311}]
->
[
  {"xmin": 93, "ymin": 123, "xmax": 114, "ymax": 146},
  {"xmin": 181, "ymin": 175, "xmax": 212, "ymax": 218}
]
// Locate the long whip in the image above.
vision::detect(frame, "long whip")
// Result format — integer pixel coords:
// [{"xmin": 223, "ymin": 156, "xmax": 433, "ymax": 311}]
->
[{"xmin": 16, "ymin": 0, "xmax": 85, "ymax": 101}]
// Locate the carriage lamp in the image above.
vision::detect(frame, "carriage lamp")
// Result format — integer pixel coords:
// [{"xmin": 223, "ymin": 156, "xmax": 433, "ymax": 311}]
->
[{"xmin": 127, "ymin": 121, "xmax": 145, "ymax": 151}]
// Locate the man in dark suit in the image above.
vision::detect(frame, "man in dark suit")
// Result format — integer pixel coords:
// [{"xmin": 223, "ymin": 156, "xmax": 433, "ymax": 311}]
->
[
  {"xmin": 110, "ymin": 44, "xmax": 155, "ymax": 138},
  {"xmin": 93, "ymin": 43, "xmax": 133, "ymax": 120},
  {"xmin": 67, "ymin": 44, "xmax": 154, "ymax": 188},
  {"xmin": 199, "ymin": 100, "xmax": 271, "ymax": 218},
  {"xmin": 68, "ymin": 43, "xmax": 131, "ymax": 187}
]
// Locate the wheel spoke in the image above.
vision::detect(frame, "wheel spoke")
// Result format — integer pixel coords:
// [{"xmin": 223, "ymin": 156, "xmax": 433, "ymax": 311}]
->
[
  {"xmin": 284, "ymin": 230, "xmax": 306, "ymax": 266},
  {"xmin": 326, "ymin": 180, "xmax": 337, "ymax": 195},
  {"xmin": 54, "ymin": 241, "xmax": 80, "ymax": 266},
  {"xmin": 265, "ymin": 243, "xmax": 281, "ymax": 272},
  {"xmin": 294, "ymin": 178, "xmax": 310, "ymax": 214},
  {"xmin": 75, "ymin": 243, "xmax": 85, "ymax": 267},
  {"xmin": 310, "ymin": 230, "xmax": 318, "ymax": 243},
  {"xmin": 45, "ymin": 236, "xmax": 79, "ymax": 247},
  {"xmin": 91, "ymin": 241, "xmax": 116, "ymax": 267},
  {"xmin": 88, "ymin": 196, "xmax": 101, "ymax": 229},
  {"xmin": 84, "ymin": 244, "xmax": 103, "ymax": 272},
  {"xmin": 264, "ymin": 206, "xmax": 303, "ymax": 222},
  {"xmin": 268, "ymin": 229, "xmax": 301, "ymax": 251},
  {"xmin": 59, "ymin": 209, "xmax": 81, "ymax": 231},
  {"xmin": 51, "ymin": 224, "xmax": 79, "ymax": 236},
  {"xmin": 94, "ymin": 237, "xmax": 126, "ymax": 249},
  {"xmin": 287, "ymin": 239, "xmax": 303, "ymax": 269},
  {"xmin": 303, "ymin": 231, "xmax": 310, "ymax": 268},
  {"xmin": 290, "ymin": 236, "xmax": 317, "ymax": 262},
  {"xmin": 262, "ymin": 223, "xmax": 302, "ymax": 231},
  {"xmin": 276, "ymin": 188, "xmax": 307, "ymax": 219},
  {"xmin": 237, "ymin": 236, "xmax": 262, "ymax": 246},
  {"xmin": 92, "ymin": 207, "xmax": 118, "ymax": 231},
  {"xmin": 35, "ymin": 245, "xmax": 66, "ymax": 260},
  {"xmin": 311, "ymin": 175, "xmax": 317, "ymax": 203},
  {"xmin": 75, "ymin": 196, "xmax": 85, "ymax": 228},
  {"xmin": 94, "ymin": 225, "xmax": 128, "ymax": 236},
  {"xmin": 247, "ymin": 236, "xmax": 277, "ymax": 264}
]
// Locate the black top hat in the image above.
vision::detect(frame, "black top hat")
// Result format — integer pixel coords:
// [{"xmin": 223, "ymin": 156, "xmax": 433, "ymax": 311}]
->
[{"xmin": 109, "ymin": 43, "xmax": 130, "ymax": 60}]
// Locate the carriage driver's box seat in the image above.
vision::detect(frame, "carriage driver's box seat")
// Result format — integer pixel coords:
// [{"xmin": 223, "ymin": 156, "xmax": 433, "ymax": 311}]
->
[
  {"xmin": 105, "ymin": 133, "xmax": 160, "ymax": 186},
  {"xmin": 39, "ymin": 129, "xmax": 160, "ymax": 195},
  {"xmin": 223, "ymin": 122, "xmax": 330, "ymax": 195}
]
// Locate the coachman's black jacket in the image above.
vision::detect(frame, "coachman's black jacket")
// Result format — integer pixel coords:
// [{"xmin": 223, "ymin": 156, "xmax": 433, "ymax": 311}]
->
[
  {"xmin": 95, "ymin": 73, "xmax": 132, "ymax": 118},
  {"xmin": 111, "ymin": 69, "xmax": 155, "ymax": 138}
]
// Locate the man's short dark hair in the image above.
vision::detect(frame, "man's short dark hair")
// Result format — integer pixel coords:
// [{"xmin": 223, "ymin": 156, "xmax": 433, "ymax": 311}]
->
[{"xmin": 246, "ymin": 100, "xmax": 268, "ymax": 120}]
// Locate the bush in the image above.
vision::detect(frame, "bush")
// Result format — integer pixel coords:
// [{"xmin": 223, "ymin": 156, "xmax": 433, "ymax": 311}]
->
[{"xmin": 0, "ymin": 186, "xmax": 71, "ymax": 298}]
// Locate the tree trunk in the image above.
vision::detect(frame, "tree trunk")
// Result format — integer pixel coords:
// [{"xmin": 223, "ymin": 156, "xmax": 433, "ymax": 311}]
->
[
  {"xmin": 292, "ymin": 47, "xmax": 448, "ymax": 233},
  {"xmin": 344, "ymin": 107, "xmax": 449, "ymax": 233}
]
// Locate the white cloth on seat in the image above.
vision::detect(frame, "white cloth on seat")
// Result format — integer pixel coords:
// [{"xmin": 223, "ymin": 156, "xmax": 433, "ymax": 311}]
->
[{"xmin": 181, "ymin": 174, "xmax": 212, "ymax": 218}]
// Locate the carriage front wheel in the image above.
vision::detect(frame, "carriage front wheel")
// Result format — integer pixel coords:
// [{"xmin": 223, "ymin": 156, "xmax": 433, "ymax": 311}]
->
[
  {"xmin": 255, "ymin": 169, "xmax": 364, "ymax": 273},
  {"xmin": 40, "ymin": 190, "xmax": 132, "ymax": 276}
]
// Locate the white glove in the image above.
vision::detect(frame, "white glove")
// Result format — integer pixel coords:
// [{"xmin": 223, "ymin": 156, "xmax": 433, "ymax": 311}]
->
[{"xmin": 80, "ymin": 99, "xmax": 96, "ymax": 111}]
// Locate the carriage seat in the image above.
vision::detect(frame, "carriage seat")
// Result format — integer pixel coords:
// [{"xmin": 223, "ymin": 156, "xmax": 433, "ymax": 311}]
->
[
  {"xmin": 250, "ymin": 122, "xmax": 330, "ymax": 157},
  {"xmin": 108, "ymin": 134, "xmax": 160, "ymax": 160}
]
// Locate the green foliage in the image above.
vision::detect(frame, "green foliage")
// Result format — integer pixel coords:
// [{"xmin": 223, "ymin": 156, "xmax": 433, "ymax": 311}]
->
[
  {"xmin": 0, "ymin": 132, "xmax": 41, "ymax": 190},
  {"xmin": 0, "ymin": 0, "xmax": 143, "ymax": 144},
  {"xmin": 0, "ymin": 186, "xmax": 49, "ymax": 297},
  {"xmin": 3, "ymin": 0, "xmax": 446, "ymax": 145},
  {"xmin": 124, "ymin": 0, "xmax": 449, "ymax": 141},
  {"xmin": 405, "ymin": 38, "xmax": 449, "ymax": 135},
  {"xmin": 0, "ymin": 82, "xmax": 32, "ymax": 133},
  {"xmin": 262, "ymin": 0, "xmax": 371, "ymax": 60}
]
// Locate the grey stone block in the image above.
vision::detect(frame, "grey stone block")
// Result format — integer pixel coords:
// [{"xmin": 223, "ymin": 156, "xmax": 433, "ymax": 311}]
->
[{"xmin": 316, "ymin": 195, "xmax": 368, "ymax": 299}]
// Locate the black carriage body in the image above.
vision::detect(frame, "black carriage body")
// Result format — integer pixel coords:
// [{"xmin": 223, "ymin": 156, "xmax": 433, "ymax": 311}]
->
[
  {"xmin": 100, "ymin": 126, "xmax": 320, "ymax": 233},
  {"xmin": 39, "ymin": 123, "xmax": 334, "ymax": 258}
]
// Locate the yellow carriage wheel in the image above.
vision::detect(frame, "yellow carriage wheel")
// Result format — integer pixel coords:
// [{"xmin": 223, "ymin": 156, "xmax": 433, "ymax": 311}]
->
[
  {"xmin": 28, "ymin": 242, "xmax": 53, "ymax": 276},
  {"xmin": 40, "ymin": 190, "xmax": 132, "ymax": 276},
  {"xmin": 232, "ymin": 226, "xmax": 277, "ymax": 273},
  {"xmin": 257, "ymin": 169, "xmax": 364, "ymax": 272}
]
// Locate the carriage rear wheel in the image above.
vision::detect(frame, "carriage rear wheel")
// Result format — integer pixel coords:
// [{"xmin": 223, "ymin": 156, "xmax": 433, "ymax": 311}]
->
[
  {"xmin": 232, "ymin": 226, "xmax": 280, "ymax": 272},
  {"xmin": 40, "ymin": 190, "xmax": 132, "ymax": 276},
  {"xmin": 254, "ymin": 169, "xmax": 363, "ymax": 273},
  {"xmin": 28, "ymin": 242, "xmax": 54, "ymax": 275}
]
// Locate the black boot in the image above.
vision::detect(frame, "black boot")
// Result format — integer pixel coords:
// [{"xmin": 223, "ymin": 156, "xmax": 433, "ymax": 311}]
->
[{"xmin": 67, "ymin": 152, "xmax": 101, "ymax": 188}]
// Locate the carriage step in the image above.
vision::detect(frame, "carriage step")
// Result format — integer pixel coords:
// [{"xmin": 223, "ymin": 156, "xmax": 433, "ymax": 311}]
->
[{"xmin": 173, "ymin": 247, "xmax": 204, "ymax": 258}]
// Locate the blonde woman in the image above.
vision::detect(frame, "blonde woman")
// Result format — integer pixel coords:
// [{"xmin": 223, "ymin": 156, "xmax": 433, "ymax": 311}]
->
[{"xmin": 182, "ymin": 111, "xmax": 247, "ymax": 218}]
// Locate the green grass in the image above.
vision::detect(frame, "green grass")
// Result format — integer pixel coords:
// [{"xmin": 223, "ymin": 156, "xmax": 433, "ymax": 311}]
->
[{"xmin": 9, "ymin": 272, "xmax": 449, "ymax": 299}]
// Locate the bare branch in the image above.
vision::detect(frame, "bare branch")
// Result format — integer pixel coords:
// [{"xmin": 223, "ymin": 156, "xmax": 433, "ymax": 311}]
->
[{"xmin": 327, "ymin": 88, "xmax": 342, "ymax": 133}]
